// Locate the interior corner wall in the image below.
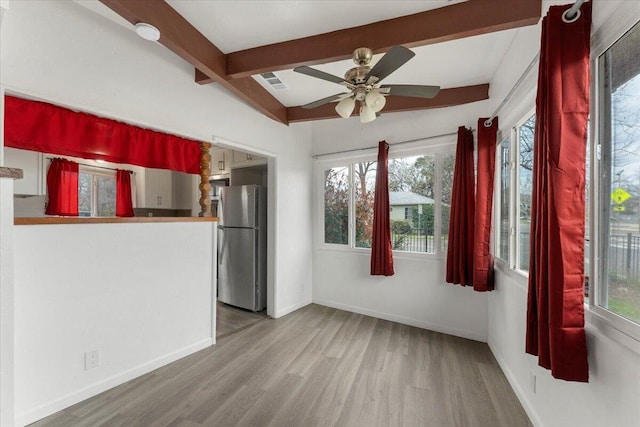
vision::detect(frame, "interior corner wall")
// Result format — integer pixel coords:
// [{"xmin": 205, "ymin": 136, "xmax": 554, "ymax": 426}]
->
[
  {"xmin": 310, "ymin": 96, "xmax": 497, "ymax": 343},
  {"xmin": 1, "ymin": 0, "xmax": 313, "ymax": 423},
  {"xmin": 487, "ymin": 2, "xmax": 640, "ymax": 426}
]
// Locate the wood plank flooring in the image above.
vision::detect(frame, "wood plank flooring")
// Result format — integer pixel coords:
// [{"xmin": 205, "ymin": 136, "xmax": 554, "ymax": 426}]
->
[
  {"xmin": 29, "ymin": 304, "xmax": 531, "ymax": 427},
  {"xmin": 216, "ymin": 301, "xmax": 267, "ymax": 338}
]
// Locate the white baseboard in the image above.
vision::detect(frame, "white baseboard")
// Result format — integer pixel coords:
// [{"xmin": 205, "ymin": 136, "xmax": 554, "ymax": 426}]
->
[
  {"xmin": 274, "ymin": 298, "xmax": 312, "ymax": 318},
  {"xmin": 488, "ymin": 342, "xmax": 543, "ymax": 427},
  {"xmin": 16, "ymin": 338, "xmax": 213, "ymax": 427},
  {"xmin": 312, "ymin": 298, "xmax": 487, "ymax": 343}
]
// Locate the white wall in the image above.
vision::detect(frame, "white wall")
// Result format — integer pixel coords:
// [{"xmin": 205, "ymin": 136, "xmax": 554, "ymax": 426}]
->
[
  {"xmin": 0, "ymin": 0, "xmax": 314, "ymax": 318},
  {"xmin": 487, "ymin": 2, "xmax": 640, "ymax": 426},
  {"xmin": 13, "ymin": 221, "xmax": 216, "ymax": 426},
  {"xmin": 1, "ymin": 1, "xmax": 313, "ymax": 424}
]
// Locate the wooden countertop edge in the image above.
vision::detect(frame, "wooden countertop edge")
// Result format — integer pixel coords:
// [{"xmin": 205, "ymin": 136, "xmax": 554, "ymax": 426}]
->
[{"xmin": 15, "ymin": 216, "xmax": 219, "ymax": 225}]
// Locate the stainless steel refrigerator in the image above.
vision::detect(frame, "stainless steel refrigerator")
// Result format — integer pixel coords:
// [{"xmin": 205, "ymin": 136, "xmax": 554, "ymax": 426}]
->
[{"xmin": 217, "ymin": 185, "xmax": 267, "ymax": 312}]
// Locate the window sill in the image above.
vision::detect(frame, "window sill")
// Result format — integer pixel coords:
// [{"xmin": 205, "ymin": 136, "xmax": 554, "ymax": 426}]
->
[
  {"xmin": 494, "ymin": 261, "xmax": 640, "ymax": 357},
  {"xmin": 316, "ymin": 244, "xmax": 445, "ymax": 260},
  {"xmin": 14, "ymin": 216, "xmax": 218, "ymax": 225}
]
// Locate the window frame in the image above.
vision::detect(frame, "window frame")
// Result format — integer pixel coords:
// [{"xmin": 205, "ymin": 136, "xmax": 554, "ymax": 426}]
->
[
  {"xmin": 589, "ymin": 8, "xmax": 640, "ymax": 344},
  {"xmin": 78, "ymin": 165, "xmax": 117, "ymax": 218},
  {"xmin": 317, "ymin": 142, "xmax": 455, "ymax": 258},
  {"xmin": 494, "ymin": 109, "xmax": 536, "ymax": 277}
]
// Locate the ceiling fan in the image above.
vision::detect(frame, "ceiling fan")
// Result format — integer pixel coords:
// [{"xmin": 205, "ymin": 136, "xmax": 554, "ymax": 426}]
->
[{"xmin": 294, "ymin": 45, "xmax": 440, "ymax": 123}]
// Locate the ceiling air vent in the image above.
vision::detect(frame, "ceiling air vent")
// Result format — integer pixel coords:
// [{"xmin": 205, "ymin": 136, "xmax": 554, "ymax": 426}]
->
[{"xmin": 260, "ymin": 72, "xmax": 287, "ymax": 91}]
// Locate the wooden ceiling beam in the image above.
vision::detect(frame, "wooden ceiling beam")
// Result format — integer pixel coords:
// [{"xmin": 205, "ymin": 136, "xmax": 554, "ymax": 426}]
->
[
  {"xmin": 223, "ymin": 0, "xmax": 541, "ymax": 80},
  {"xmin": 287, "ymin": 84, "xmax": 490, "ymax": 123},
  {"xmin": 99, "ymin": 0, "xmax": 287, "ymax": 124}
]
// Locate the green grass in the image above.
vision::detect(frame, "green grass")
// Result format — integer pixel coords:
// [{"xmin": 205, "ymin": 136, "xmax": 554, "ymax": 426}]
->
[{"xmin": 608, "ymin": 297, "xmax": 640, "ymax": 324}]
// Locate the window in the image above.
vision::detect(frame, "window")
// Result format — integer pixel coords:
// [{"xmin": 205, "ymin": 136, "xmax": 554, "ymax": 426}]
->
[
  {"xmin": 497, "ymin": 138, "xmax": 511, "ymax": 261},
  {"xmin": 78, "ymin": 168, "xmax": 116, "ymax": 217},
  {"xmin": 516, "ymin": 114, "xmax": 535, "ymax": 272},
  {"xmin": 321, "ymin": 148, "xmax": 454, "ymax": 255},
  {"xmin": 323, "ymin": 166, "xmax": 349, "ymax": 244},
  {"xmin": 494, "ymin": 113, "xmax": 535, "ymax": 273},
  {"xmin": 404, "ymin": 207, "xmax": 411, "ymax": 220},
  {"xmin": 440, "ymin": 154, "xmax": 455, "ymax": 252},
  {"xmin": 596, "ymin": 20, "xmax": 640, "ymax": 325},
  {"xmin": 354, "ymin": 161, "xmax": 376, "ymax": 248}
]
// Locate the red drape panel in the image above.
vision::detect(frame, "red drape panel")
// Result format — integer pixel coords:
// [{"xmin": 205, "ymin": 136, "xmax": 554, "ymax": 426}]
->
[
  {"xmin": 45, "ymin": 158, "xmax": 79, "ymax": 216},
  {"xmin": 116, "ymin": 170, "xmax": 135, "ymax": 217},
  {"xmin": 446, "ymin": 127, "xmax": 475, "ymax": 286},
  {"xmin": 473, "ymin": 118, "xmax": 498, "ymax": 291},
  {"xmin": 525, "ymin": 2, "xmax": 591, "ymax": 382},
  {"xmin": 4, "ymin": 96, "xmax": 201, "ymax": 174},
  {"xmin": 370, "ymin": 141, "xmax": 394, "ymax": 276}
]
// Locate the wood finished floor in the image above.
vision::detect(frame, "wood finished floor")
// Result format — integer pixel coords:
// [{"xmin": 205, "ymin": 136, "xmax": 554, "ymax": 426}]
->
[
  {"xmin": 216, "ymin": 301, "xmax": 267, "ymax": 339},
  {"xmin": 29, "ymin": 304, "xmax": 531, "ymax": 427}
]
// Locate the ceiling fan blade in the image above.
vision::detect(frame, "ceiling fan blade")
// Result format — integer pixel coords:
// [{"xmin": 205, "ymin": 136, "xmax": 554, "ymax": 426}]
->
[
  {"xmin": 301, "ymin": 93, "xmax": 351, "ymax": 109},
  {"xmin": 365, "ymin": 46, "xmax": 415, "ymax": 84},
  {"xmin": 380, "ymin": 84, "xmax": 441, "ymax": 99},
  {"xmin": 294, "ymin": 66, "xmax": 350, "ymax": 86}
]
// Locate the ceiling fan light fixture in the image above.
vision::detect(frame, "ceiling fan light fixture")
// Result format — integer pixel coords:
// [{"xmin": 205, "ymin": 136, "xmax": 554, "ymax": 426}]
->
[
  {"xmin": 359, "ymin": 104, "xmax": 376, "ymax": 123},
  {"xmin": 134, "ymin": 22, "xmax": 161, "ymax": 41},
  {"xmin": 365, "ymin": 91, "xmax": 386, "ymax": 113},
  {"xmin": 335, "ymin": 97, "xmax": 356, "ymax": 119}
]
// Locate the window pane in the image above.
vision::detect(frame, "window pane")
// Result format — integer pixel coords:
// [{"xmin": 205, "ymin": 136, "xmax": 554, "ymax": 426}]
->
[
  {"xmin": 389, "ymin": 155, "xmax": 435, "ymax": 253},
  {"xmin": 517, "ymin": 115, "xmax": 535, "ymax": 272},
  {"xmin": 498, "ymin": 138, "xmax": 511, "ymax": 261},
  {"xmin": 96, "ymin": 175, "xmax": 116, "ymax": 217},
  {"xmin": 599, "ymin": 21, "xmax": 640, "ymax": 323},
  {"xmin": 354, "ymin": 161, "xmax": 376, "ymax": 248},
  {"xmin": 78, "ymin": 173, "xmax": 92, "ymax": 217},
  {"xmin": 441, "ymin": 154, "xmax": 454, "ymax": 253},
  {"xmin": 324, "ymin": 167, "xmax": 349, "ymax": 244}
]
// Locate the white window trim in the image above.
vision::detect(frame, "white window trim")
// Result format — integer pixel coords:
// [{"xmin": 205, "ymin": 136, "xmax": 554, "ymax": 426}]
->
[{"xmin": 588, "ymin": 4, "xmax": 640, "ymax": 346}]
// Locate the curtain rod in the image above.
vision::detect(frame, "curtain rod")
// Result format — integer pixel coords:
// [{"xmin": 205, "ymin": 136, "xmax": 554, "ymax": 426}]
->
[
  {"xmin": 484, "ymin": 0, "xmax": 587, "ymax": 127},
  {"xmin": 47, "ymin": 157, "xmax": 134, "ymax": 174},
  {"xmin": 313, "ymin": 129, "xmax": 472, "ymax": 159}
]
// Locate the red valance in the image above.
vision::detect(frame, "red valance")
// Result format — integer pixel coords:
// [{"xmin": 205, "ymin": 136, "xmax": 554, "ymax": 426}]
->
[{"xmin": 4, "ymin": 96, "xmax": 201, "ymax": 174}]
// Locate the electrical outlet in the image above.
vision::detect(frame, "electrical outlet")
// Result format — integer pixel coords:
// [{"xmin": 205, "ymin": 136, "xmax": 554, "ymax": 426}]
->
[
  {"xmin": 85, "ymin": 349, "xmax": 100, "ymax": 370},
  {"xmin": 529, "ymin": 371, "xmax": 537, "ymax": 394}
]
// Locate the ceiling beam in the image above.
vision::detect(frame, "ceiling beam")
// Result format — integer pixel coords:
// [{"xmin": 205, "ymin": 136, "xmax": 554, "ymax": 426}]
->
[
  {"xmin": 99, "ymin": 0, "xmax": 288, "ymax": 124},
  {"xmin": 222, "ymin": 0, "xmax": 541, "ymax": 80},
  {"xmin": 287, "ymin": 84, "xmax": 490, "ymax": 123}
]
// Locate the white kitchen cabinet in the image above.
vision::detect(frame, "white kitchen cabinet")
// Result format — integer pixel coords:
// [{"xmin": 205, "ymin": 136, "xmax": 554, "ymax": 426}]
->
[
  {"xmin": 3, "ymin": 147, "xmax": 44, "ymax": 196},
  {"xmin": 211, "ymin": 148, "xmax": 232, "ymax": 175},
  {"xmin": 231, "ymin": 150, "xmax": 266, "ymax": 169},
  {"xmin": 143, "ymin": 168, "xmax": 173, "ymax": 208}
]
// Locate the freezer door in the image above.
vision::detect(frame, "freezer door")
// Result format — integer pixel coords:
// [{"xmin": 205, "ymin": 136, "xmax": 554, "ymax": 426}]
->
[
  {"xmin": 218, "ymin": 227, "xmax": 260, "ymax": 311},
  {"xmin": 219, "ymin": 185, "xmax": 258, "ymax": 228}
]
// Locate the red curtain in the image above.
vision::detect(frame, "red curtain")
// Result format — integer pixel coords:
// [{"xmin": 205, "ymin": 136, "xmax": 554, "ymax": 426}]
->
[
  {"xmin": 116, "ymin": 170, "xmax": 135, "ymax": 217},
  {"xmin": 4, "ymin": 96, "xmax": 201, "ymax": 174},
  {"xmin": 526, "ymin": 2, "xmax": 592, "ymax": 382},
  {"xmin": 446, "ymin": 127, "xmax": 475, "ymax": 286},
  {"xmin": 370, "ymin": 141, "xmax": 394, "ymax": 276},
  {"xmin": 45, "ymin": 158, "xmax": 79, "ymax": 216},
  {"xmin": 473, "ymin": 118, "xmax": 498, "ymax": 291}
]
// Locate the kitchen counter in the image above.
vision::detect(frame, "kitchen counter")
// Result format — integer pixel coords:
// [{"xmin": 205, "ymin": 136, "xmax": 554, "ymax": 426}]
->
[{"xmin": 14, "ymin": 216, "xmax": 218, "ymax": 225}]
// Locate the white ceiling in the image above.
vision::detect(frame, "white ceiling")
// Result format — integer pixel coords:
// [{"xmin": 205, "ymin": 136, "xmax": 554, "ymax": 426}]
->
[
  {"xmin": 83, "ymin": 0, "xmax": 530, "ymax": 111},
  {"xmin": 165, "ymin": 0, "xmax": 518, "ymax": 108}
]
